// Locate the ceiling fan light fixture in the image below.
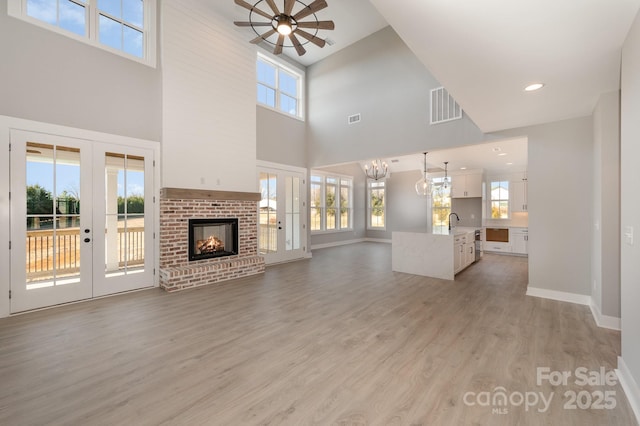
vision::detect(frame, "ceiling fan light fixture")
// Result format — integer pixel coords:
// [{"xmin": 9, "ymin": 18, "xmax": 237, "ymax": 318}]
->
[
  {"xmin": 234, "ymin": 0, "xmax": 334, "ymax": 57},
  {"xmin": 276, "ymin": 16, "xmax": 293, "ymax": 35}
]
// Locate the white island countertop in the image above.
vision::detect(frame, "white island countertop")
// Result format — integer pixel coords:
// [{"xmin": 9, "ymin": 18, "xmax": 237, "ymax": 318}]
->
[{"xmin": 392, "ymin": 227, "xmax": 480, "ymax": 280}]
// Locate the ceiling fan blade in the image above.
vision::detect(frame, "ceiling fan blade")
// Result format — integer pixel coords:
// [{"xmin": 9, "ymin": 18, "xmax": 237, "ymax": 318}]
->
[
  {"xmin": 234, "ymin": 21, "xmax": 272, "ymax": 27},
  {"xmin": 251, "ymin": 29, "xmax": 277, "ymax": 44},
  {"xmin": 234, "ymin": 0, "xmax": 274, "ymax": 20},
  {"xmin": 289, "ymin": 32, "xmax": 306, "ymax": 56},
  {"xmin": 293, "ymin": 0, "xmax": 327, "ymax": 21},
  {"xmin": 294, "ymin": 28, "xmax": 326, "ymax": 48},
  {"xmin": 274, "ymin": 34, "xmax": 285, "ymax": 55},
  {"xmin": 297, "ymin": 20, "xmax": 335, "ymax": 30},
  {"xmin": 264, "ymin": 0, "xmax": 280, "ymax": 15},
  {"xmin": 284, "ymin": 0, "xmax": 295, "ymax": 15}
]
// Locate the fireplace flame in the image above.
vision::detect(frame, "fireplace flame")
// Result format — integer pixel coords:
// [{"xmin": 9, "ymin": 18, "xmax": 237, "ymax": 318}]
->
[{"xmin": 197, "ymin": 235, "xmax": 225, "ymax": 254}]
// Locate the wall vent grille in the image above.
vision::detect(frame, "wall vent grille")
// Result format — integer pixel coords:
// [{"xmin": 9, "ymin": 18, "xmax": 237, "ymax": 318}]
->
[
  {"xmin": 348, "ymin": 113, "xmax": 361, "ymax": 125},
  {"xmin": 430, "ymin": 87, "xmax": 462, "ymax": 124}
]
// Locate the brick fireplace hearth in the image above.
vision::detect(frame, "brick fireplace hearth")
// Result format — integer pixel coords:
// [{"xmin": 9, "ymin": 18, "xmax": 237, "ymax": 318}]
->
[{"xmin": 158, "ymin": 188, "xmax": 265, "ymax": 292}]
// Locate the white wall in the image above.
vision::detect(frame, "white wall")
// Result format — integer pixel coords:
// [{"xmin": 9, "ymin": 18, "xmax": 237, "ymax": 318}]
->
[
  {"xmin": 495, "ymin": 117, "xmax": 593, "ymax": 297},
  {"xmin": 306, "ymin": 26, "xmax": 488, "ymax": 168},
  {"xmin": 0, "ymin": 9, "xmax": 162, "ymax": 142},
  {"xmin": 592, "ymin": 91, "xmax": 621, "ymax": 320},
  {"xmin": 161, "ymin": 1, "xmax": 257, "ymax": 192},
  {"xmin": 257, "ymin": 107, "xmax": 307, "ymax": 168},
  {"xmin": 620, "ymin": 8, "xmax": 640, "ymax": 415}
]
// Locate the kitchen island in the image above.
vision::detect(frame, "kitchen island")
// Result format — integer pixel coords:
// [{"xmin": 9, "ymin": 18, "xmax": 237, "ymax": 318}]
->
[{"xmin": 392, "ymin": 227, "xmax": 480, "ymax": 280}]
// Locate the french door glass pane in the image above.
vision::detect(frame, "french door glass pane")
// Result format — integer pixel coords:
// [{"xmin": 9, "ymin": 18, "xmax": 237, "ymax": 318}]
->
[
  {"xmin": 259, "ymin": 173, "xmax": 277, "ymax": 254},
  {"xmin": 105, "ymin": 152, "xmax": 145, "ymax": 277},
  {"xmin": 26, "ymin": 142, "xmax": 81, "ymax": 288},
  {"xmin": 285, "ymin": 177, "xmax": 300, "ymax": 251}
]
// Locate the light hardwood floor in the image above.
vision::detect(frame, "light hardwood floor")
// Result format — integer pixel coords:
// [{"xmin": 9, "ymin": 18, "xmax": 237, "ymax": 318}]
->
[{"xmin": 0, "ymin": 243, "xmax": 637, "ymax": 425}]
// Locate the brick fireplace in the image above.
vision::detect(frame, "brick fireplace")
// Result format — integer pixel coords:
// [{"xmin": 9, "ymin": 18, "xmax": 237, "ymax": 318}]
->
[{"xmin": 158, "ymin": 188, "xmax": 265, "ymax": 292}]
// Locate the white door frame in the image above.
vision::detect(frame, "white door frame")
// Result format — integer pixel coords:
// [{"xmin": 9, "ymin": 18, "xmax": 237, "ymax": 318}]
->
[
  {"xmin": 257, "ymin": 160, "xmax": 308, "ymax": 264},
  {"xmin": 0, "ymin": 116, "xmax": 160, "ymax": 317}
]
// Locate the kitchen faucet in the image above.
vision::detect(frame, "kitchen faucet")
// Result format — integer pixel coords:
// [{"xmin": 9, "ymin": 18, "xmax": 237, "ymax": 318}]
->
[{"xmin": 448, "ymin": 212, "xmax": 460, "ymax": 231}]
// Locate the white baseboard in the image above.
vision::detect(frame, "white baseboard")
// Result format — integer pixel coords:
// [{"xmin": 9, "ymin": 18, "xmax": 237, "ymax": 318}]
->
[
  {"xmin": 589, "ymin": 300, "xmax": 621, "ymax": 330},
  {"xmin": 525, "ymin": 286, "xmax": 591, "ymax": 306},
  {"xmin": 616, "ymin": 356, "xmax": 640, "ymax": 425},
  {"xmin": 364, "ymin": 238, "xmax": 392, "ymax": 244},
  {"xmin": 311, "ymin": 238, "xmax": 392, "ymax": 250},
  {"xmin": 311, "ymin": 238, "xmax": 366, "ymax": 250}
]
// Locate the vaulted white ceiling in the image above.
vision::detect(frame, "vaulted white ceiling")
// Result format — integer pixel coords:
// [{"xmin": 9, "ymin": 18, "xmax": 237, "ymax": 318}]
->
[
  {"xmin": 368, "ymin": 0, "xmax": 640, "ymax": 132},
  {"xmin": 224, "ymin": 0, "xmax": 640, "ymax": 133}
]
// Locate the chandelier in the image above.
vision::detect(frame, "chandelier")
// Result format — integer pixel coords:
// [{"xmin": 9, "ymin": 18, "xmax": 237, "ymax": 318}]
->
[
  {"xmin": 365, "ymin": 159, "xmax": 388, "ymax": 180},
  {"xmin": 415, "ymin": 152, "xmax": 432, "ymax": 196}
]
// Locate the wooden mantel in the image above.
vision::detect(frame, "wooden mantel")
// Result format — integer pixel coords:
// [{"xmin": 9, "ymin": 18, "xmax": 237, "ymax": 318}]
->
[{"xmin": 160, "ymin": 187, "xmax": 261, "ymax": 202}]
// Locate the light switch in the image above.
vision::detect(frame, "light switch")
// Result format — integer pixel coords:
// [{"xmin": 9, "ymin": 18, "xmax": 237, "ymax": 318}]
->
[{"xmin": 624, "ymin": 226, "xmax": 634, "ymax": 246}]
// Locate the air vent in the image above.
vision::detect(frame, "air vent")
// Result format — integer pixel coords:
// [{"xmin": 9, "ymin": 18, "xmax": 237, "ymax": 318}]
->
[
  {"xmin": 348, "ymin": 113, "xmax": 361, "ymax": 125},
  {"xmin": 430, "ymin": 87, "xmax": 462, "ymax": 124}
]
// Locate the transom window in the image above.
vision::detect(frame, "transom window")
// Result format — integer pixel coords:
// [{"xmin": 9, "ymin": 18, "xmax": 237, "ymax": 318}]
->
[
  {"xmin": 8, "ymin": 0, "xmax": 156, "ymax": 65},
  {"xmin": 310, "ymin": 173, "xmax": 352, "ymax": 232},
  {"xmin": 257, "ymin": 53, "xmax": 304, "ymax": 119},
  {"xmin": 490, "ymin": 180, "xmax": 510, "ymax": 219}
]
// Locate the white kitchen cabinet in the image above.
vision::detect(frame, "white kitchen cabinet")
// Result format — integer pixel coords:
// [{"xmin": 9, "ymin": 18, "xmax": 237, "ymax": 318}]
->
[
  {"xmin": 454, "ymin": 235, "xmax": 465, "ymax": 274},
  {"xmin": 451, "ymin": 173, "xmax": 483, "ymax": 198},
  {"xmin": 465, "ymin": 238, "xmax": 476, "ymax": 266},
  {"xmin": 454, "ymin": 231, "xmax": 476, "ymax": 273},
  {"xmin": 510, "ymin": 228, "xmax": 528, "ymax": 254},
  {"xmin": 511, "ymin": 180, "xmax": 528, "ymax": 212}
]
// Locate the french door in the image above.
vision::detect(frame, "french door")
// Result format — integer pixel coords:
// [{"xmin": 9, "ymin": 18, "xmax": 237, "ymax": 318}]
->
[
  {"xmin": 10, "ymin": 130, "xmax": 155, "ymax": 313},
  {"xmin": 258, "ymin": 164, "xmax": 306, "ymax": 264}
]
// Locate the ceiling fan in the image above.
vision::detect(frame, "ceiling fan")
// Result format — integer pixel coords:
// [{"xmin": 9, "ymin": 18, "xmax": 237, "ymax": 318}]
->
[{"xmin": 233, "ymin": 0, "xmax": 335, "ymax": 56}]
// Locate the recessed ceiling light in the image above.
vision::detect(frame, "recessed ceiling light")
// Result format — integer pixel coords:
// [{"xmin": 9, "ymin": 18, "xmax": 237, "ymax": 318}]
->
[
  {"xmin": 498, "ymin": 153, "xmax": 508, "ymax": 156},
  {"xmin": 524, "ymin": 83, "xmax": 545, "ymax": 92},
  {"xmin": 506, "ymin": 162, "xmax": 513, "ymax": 165},
  {"xmin": 460, "ymin": 167, "xmax": 467, "ymax": 170}
]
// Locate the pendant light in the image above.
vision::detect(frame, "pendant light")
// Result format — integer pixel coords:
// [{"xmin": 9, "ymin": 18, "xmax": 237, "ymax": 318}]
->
[
  {"xmin": 415, "ymin": 152, "xmax": 432, "ymax": 196},
  {"xmin": 442, "ymin": 161, "xmax": 450, "ymax": 190}
]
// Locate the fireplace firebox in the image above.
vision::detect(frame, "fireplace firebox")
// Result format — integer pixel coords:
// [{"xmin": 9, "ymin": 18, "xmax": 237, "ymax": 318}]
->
[{"xmin": 188, "ymin": 218, "xmax": 238, "ymax": 261}]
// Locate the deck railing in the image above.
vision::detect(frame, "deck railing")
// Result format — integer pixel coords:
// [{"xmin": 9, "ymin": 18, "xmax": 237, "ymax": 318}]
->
[{"xmin": 26, "ymin": 227, "xmax": 144, "ymax": 277}]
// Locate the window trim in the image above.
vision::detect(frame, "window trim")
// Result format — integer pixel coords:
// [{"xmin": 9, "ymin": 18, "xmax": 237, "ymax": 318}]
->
[
  {"xmin": 257, "ymin": 52, "xmax": 305, "ymax": 121},
  {"xmin": 367, "ymin": 178, "xmax": 386, "ymax": 231},
  {"xmin": 8, "ymin": 0, "xmax": 157, "ymax": 67},
  {"xmin": 310, "ymin": 171, "xmax": 353, "ymax": 234}
]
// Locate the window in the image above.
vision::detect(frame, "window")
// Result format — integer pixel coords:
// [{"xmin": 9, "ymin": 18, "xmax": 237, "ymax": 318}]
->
[
  {"xmin": 368, "ymin": 179, "xmax": 386, "ymax": 230},
  {"xmin": 490, "ymin": 180, "xmax": 509, "ymax": 219},
  {"xmin": 257, "ymin": 53, "xmax": 304, "ymax": 119},
  {"xmin": 310, "ymin": 172, "xmax": 352, "ymax": 232},
  {"xmin": 8, "ymin": 0, "xmax": 156, "ymax": 65},
  {"xmin": 432, "ymin": 177, "xmax": 451, "ymax": 233}
]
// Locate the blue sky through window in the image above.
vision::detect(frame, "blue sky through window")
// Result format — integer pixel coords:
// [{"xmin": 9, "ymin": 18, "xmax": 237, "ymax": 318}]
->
[{"xmin": 27, "ymin": 162, "xmax": 145, "ymax": 199}]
